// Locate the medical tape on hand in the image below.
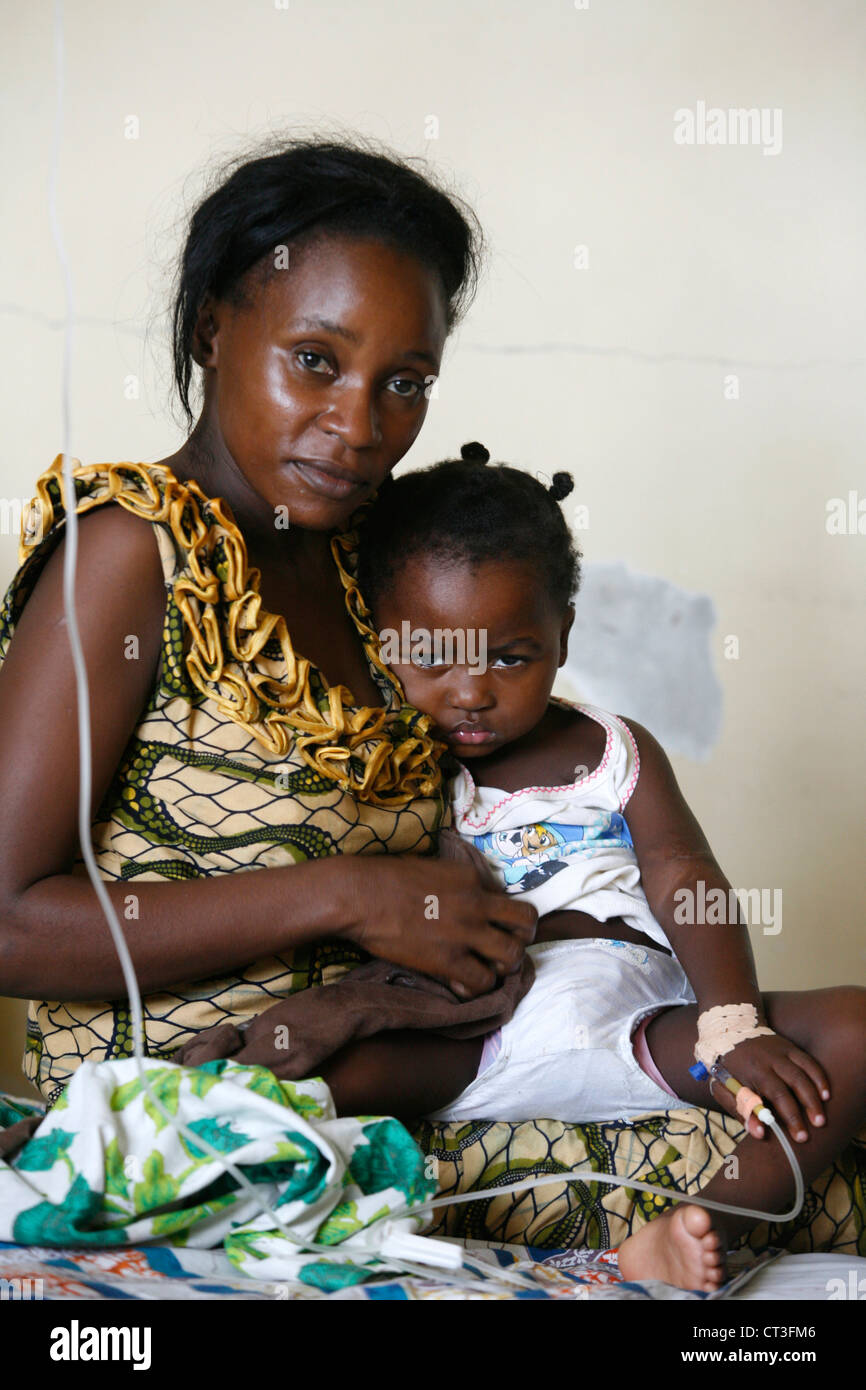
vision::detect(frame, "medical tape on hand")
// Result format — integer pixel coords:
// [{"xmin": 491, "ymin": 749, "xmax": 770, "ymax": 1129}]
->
[
  {"xmin": 694, "ymin": 1003, "xmax": 775, "ymax": 1069},
  {"xmin": 732, "ymin": 1086, "xmax": 765, "ymax": 1123}
]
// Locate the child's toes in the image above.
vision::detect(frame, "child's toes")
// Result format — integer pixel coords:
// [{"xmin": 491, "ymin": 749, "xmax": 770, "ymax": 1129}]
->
[
  {"xmin": 702, "ymin": 1238, "xmax": 726, "ymax": 1287},
  {"xmin": 680, "ymin": 1203, "xmax": 714, "ymax": 1241},
  {"xmin": 619, "ymin": 1203, "xmax": 729, "ymax": 1292}
]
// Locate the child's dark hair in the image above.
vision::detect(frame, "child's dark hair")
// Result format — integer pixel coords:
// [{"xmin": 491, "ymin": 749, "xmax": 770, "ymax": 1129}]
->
[
  {"xmin": 171, "ymin": 134, "xmax": 483, "ymax": 426},
  {"xmin": 357, "ymin": 442, "xmax": 581, "ymax": 616}
]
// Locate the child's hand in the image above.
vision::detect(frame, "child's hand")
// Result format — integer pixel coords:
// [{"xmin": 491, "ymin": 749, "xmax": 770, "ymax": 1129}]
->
[{"xmin": 710, "ymin": 1035, "xmax": 831, "ymax": 1143}]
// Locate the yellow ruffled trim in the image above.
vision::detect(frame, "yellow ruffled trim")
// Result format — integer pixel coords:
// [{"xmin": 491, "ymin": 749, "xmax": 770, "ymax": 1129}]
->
[{"xmin": 21, "ymin": 456, "xmax": 446, "ymax": 808}]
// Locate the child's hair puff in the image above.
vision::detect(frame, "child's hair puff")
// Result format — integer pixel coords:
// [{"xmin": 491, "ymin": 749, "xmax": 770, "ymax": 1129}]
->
[{"xmin": 357, "ymin": 441, "xmax": 581, "ymax": 616}]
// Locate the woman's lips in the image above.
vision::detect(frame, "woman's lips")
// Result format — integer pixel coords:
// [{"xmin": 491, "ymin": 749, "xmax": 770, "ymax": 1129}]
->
[{"xmin": 289, "ymin": 459, "xmax": 365, "ymax": 499}]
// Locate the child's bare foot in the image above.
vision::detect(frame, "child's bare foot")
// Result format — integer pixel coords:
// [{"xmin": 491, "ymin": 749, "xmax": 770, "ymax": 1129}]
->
[{"xmin": 617, "ymin": 1204, "xmax": 727, "ymax": 1292}]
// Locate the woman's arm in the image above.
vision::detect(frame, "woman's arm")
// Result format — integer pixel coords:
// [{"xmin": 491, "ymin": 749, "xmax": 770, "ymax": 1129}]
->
[
  {"xmin": 620, "ymin": 718, "xmax": 765, "ymax": 1019},
  {"xmin": 0, "ymin": 506, "xmax": 533, "ymax": 1000}
]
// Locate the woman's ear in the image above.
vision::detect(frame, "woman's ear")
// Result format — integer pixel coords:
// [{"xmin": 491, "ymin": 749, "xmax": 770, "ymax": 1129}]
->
[
  {"xmin": 558, "ymin": 604, "xmax": 575, "ymax": 666},
  {"xmin": 190, "ymin": 294, "xmax": 220, "ymax": 369}
]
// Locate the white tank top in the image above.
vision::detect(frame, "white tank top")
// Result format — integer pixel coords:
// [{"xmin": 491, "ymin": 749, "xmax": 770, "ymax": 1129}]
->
[{"xmin": 448, "ymin": 697, "xmax": 672, "ymax": 952}]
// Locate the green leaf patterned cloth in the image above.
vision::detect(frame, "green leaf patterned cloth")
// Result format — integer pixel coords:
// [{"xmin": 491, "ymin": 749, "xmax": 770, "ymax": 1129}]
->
[{"xmin": 0, "ymin": 1057, "xmax": 436, "ymax": 1292}]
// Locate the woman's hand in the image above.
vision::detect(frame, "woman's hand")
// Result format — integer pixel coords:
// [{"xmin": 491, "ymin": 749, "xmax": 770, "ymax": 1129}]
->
[
  {"xmin": 709, "ymin": 1034, "xmax": 831, "ymax": 1143},
  {"xmin": 335, "ymin": 855, "xmax": 537, "ymax": 997}
]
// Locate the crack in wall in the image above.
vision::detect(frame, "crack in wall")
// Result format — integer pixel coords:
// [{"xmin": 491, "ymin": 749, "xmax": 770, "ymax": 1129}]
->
[{"xmin": 2, "ymin": 303, "xmax": 863, "ymax": 370}]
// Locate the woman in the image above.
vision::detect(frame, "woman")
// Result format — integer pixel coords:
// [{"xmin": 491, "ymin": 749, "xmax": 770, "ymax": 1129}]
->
[{"xmin": 0, "ymin": 137, "xmax": 536, "ymax": 1107}]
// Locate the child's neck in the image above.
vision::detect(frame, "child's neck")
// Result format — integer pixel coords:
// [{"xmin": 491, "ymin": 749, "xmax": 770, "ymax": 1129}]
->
[{"xmin": 459, "ymin": 700, "xmax": 606, "ymax": 795}]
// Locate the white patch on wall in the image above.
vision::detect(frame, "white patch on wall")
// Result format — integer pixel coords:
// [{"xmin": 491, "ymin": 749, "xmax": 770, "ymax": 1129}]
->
[{"xmin": 560, "ymin": 562, "xmax": 722, "ymax": 760}]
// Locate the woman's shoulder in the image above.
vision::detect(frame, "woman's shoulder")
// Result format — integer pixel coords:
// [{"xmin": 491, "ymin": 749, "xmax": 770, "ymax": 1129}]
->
[
  {"xmin": 13, "ymin": 455, "xmax": 254, "ymax": 634},
  {"xmin": 0, "ymin": 459, "xmax": 205, "ymax": 731},
  {"xmin": 4, "ymin": 459, "xmax": 189, "ymax": 646},
  {"xmin": 6, "ymin": 459, "xmax": 168, "ymax": 622},
  {"xmin": 16, "ymin": 456, "xmax": 198, "ymax": 575}
]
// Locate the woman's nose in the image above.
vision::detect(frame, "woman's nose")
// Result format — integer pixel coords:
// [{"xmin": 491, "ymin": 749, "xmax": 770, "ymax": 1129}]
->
[{"xmin": 320, "ymin": 383, "xmax": 382, "ymax": 451}]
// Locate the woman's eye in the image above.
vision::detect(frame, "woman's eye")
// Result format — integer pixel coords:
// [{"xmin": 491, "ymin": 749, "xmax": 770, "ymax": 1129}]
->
[
  {"xmin": 387, "ymin": 378, "xmax": 423, "ymax": 398},
  {"xmin": 297, "ymin": 350, "xmax": 333, "ymax": 374}
]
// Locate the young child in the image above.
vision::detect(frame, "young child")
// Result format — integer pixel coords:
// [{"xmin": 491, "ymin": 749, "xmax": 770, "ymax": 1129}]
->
[{"xmin": 355, "ymin": 441, "xmax": 866, "ymax": 1293}]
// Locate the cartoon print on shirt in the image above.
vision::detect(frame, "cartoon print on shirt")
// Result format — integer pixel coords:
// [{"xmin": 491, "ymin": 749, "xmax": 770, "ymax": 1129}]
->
[{"xmin": 473, "ymin": 813, "xmax": 634, "ymax": 894}]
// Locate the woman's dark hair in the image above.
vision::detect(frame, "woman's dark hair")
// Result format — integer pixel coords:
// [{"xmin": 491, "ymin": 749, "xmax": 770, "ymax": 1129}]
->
[
  {"xmin": 357, "ymin": 442, "xmax": 581, "ymax": 617},
  {"xmin": 171, "ymin": 135, "xmax": 484, "ymax": 425}
]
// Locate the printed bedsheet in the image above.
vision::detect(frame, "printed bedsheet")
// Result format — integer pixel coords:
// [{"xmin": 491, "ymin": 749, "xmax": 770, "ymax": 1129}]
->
[{"xmin": 2, "ymin": 1061, "xmax": 865, "ymax": 1302}]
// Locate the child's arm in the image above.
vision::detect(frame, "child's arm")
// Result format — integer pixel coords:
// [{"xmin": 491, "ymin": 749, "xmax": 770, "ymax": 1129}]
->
[
  {"xmin": 620, "ymin": 717, "xmax": 764, "ymax": 1016},
  {"xmin": 621, "ymin": 717, "xmax": 830, "ymax": 1139}
]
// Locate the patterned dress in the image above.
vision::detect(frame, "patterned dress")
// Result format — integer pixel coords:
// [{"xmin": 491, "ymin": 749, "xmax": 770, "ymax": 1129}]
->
[{"xmin": 0, "ymin": 456, "xmax": 449, "ymax": 1103}]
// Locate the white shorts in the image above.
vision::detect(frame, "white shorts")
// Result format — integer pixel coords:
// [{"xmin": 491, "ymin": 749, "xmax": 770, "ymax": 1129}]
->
[{"xmin": 426, "ymin": 937, "xmax": 696, "ymax": 1125}]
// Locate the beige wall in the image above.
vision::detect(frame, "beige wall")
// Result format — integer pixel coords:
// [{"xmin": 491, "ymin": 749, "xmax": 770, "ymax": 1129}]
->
[{"xmin": 2, "ymin": 0, "xmax": 864, "ymax": 1093}]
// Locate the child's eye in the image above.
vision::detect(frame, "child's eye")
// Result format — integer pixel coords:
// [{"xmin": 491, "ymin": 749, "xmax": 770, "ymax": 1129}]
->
[
  {"xmin": 411, "ymin": 649, "xmax": 448, "ymax": 669},
  {"xmin": 491, "ymin": 655, "xmax": 527, "ymax": 669}
]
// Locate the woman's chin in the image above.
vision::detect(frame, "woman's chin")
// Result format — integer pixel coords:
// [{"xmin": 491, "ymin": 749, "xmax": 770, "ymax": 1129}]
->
[{"xmin": 272, "ymin": 491, "xmax": 371, "ymax": 533}]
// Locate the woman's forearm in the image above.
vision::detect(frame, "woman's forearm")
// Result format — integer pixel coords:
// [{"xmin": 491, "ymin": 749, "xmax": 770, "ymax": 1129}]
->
[{"xmin": 0, "ymin": 856, "xmax": 358, "ymax": 1000}]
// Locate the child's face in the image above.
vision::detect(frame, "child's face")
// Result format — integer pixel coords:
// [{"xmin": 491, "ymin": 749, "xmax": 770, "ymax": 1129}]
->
[{"xmin": 374, "ymin": 553, "xmax": 573, "ymax": 759}]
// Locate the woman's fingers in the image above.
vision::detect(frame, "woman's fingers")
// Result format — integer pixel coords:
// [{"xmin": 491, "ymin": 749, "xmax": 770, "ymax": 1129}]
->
[
  {"xmin": 447, "ymin": 953, "xmax": 499, "ymax": 998},
  {"xmin": 446, "ymin": 892, "xmax": 536, "ymax": 990},
  {"xmin": 480, "ymin": 923, "xmax": 527, "ymax": 973},
  {"xmin": 364, "ymin": 862, "xmax": 537, "ymax": 995},
  {"xmin": 447, "ymin": 925, "xmax": 529, "ymax": 995},
  {"xmin": 482, "ymin": 891, "xmax": 538, "ymax": 941}
]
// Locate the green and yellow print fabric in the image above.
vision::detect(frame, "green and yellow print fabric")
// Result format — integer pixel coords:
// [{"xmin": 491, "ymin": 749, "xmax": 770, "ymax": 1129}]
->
[
  {"xmin": 415, "ymin": 1108, "xmax": 866, "ymax": 1259},
  {"xmin": 0, "ymin": 458, "xmax": 450, "ymax": 1102}
]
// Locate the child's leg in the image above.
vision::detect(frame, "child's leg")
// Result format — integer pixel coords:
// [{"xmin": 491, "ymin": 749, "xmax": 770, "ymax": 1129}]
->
[
  {"xmin": 317, "ymin": 1030, "xmax": 483, "ymax": 1125},
  {"xmin": 619, "ymin": 986, "xmax": 866, "ymax": 1291}
]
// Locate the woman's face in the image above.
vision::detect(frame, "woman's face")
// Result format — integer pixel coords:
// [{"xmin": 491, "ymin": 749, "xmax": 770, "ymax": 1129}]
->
[{"xmin": 194, "ymin": 234, "xmax": 448, "ymax": 532}]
